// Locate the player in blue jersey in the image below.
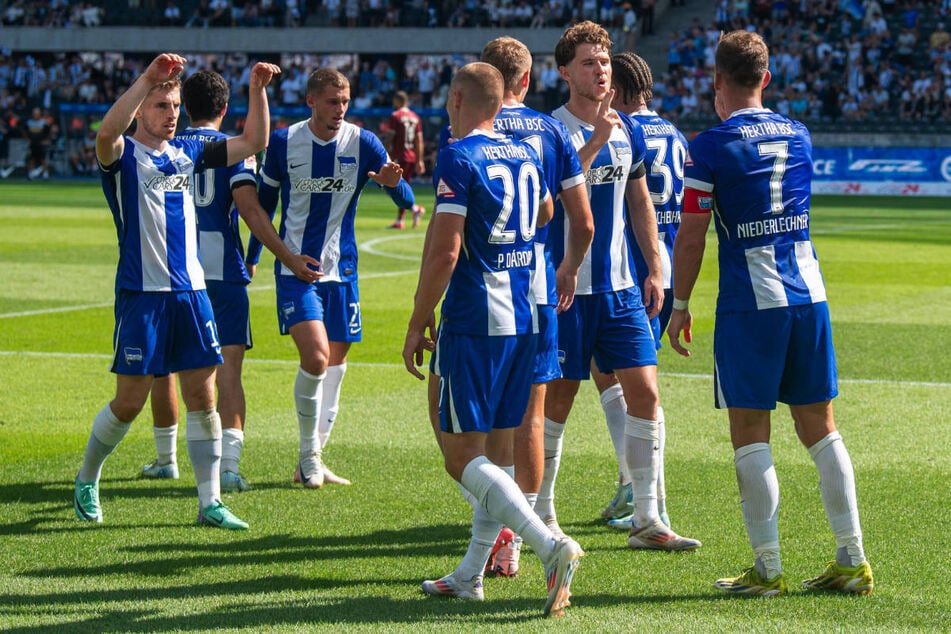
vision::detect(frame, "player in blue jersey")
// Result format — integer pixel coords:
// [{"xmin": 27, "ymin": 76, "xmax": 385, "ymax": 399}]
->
[
  {"xmin": 73, "ymin": 53, "xmax": 281, "ymax": 530},
  {"xmin": 540, "ymin": 21, "xmax": 701, "ymax": 552},
  {"xmin": 421, "ymin": 37, "xmax": 594, "ymax": 582},
  {"xmin": 403, "ymin": 62, "xmax": 583, "ymax": 617},
  {"xmin": 249, "ymin": 67, "xmax": 416, "ymax": 489},
  {"xmin": 593, "ymin": 52, "xmax": 689, "ymax": 530},
  {"xmin": 141, "ymin": 70, "xmax": 320, "ymax": 493},
  {"xmin": 669, "ymin": 30, "xmax": 873, "ymax": 596}
]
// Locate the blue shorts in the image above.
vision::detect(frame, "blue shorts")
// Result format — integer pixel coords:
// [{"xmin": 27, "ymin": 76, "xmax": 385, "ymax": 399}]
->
[
  {"xmin": 111, "ymin": 290, "xmax": 222, "ymax": 376},
  {"xmin": 557, "ymin": 287, "xmax": 658, "ymax": 380},
  {"xmin": 713, "ymin": 302, "xmax": 838, "ymax": 410},
  {"xmin": 276, "ymin": 276, "xmax": 362, "ymax": 343},
  {"xmin": 433, "ymin": 331, "xmax": 536, "ymax": 434},
  {"xmin": 534, "ymin": 305, "xmax": 561, "ymax": 384},
  {"xmin": 206, "ymin": 280, "xmax": 252, "ymax": 349}
]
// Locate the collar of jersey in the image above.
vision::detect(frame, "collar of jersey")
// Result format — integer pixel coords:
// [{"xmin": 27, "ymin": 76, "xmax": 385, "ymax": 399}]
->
[{"xmin": 726, "ymin": 107, "xmax": 773, "ymax": 119}]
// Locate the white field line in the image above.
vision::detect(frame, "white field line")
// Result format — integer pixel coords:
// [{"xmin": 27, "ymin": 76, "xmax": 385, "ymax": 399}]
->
[
  {"xmin": 3, "ymin": 232, "xmax": 947, "ymax": 389},
  {"xmin": 0, "ymin": 350, "xmax": 948, "ymax": 389}
]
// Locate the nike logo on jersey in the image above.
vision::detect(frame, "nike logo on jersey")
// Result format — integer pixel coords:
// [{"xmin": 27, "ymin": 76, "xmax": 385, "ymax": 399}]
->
[{"xmin": 289, "ymin": 161, "xmax": 307, "ymax": 169}]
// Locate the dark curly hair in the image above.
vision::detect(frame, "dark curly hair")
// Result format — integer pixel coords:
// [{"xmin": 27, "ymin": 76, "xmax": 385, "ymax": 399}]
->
[{"xmin": 182, "ymin": 70, "xmax": 229, "ymax": 123}]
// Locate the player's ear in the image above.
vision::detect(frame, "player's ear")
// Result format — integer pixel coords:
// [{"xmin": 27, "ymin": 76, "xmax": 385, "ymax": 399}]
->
[{"xmin": 761, "ymin": 70, "xmax": 771, "ymax": 90}]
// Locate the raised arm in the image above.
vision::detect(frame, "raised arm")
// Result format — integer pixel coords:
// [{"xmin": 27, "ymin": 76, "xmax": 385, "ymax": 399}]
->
[
  {"xmin": 96, "ymin": 53, "xmax": 185, "ymax": 166},
  {"xmin": 225, "ymin": 62, "xmax": 281, "ymax": 165},
  {"xmin": 577, "ymin": 90, "xmax": 620, "ymax": 172}
]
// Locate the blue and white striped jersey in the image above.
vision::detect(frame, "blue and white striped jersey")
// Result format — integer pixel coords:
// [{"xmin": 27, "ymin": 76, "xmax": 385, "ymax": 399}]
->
[
  {"xmin": 435, "ymin": 129, "xmax": 550, "ymax": 337},
  {"xmin": 178, "ymin": 126, "xmax": 257, "ymax": 285},
  {"xmin": 550, "ymin": 106, "xmax": 647, "ymax": 295},
  {"xmin": 630, "ymin": 110, "xmax": 687, "ymax": 291},
  {"xmin": 257, "ymin": 119, "xmax": 413, "ymax": 282},
  {"xmin": 101, "ymin": 136, "xmax": 208, "ymax": 292},
  {"xmin": 494, "ymin": 103, "xmax": 585, "ymax": 306},
  {"xmin": 684, "ymin": 108, "xmax": 825, "ymax": 313}
]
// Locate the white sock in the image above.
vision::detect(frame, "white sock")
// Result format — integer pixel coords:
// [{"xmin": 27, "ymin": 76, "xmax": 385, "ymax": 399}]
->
[
  {"xmin": 78, "ymin": 405, "xmax": 132, "ymax": 482},
  {"xmin": 186, "ymin": 409, "xmax": 222, "ymax": 509},
  {"xmin": 656, "ymin": 406, "xmax": 667, "ymax": 519},
  {"xmin": 461, "ymin": 456, "xmax": 558, "ymax": 565},
  {"xmin": 600, "ymin": 384, "xmax": 630, "ymax": 482},
  {"xmin": 515, "ymin": 492, "xmax": 537, "ymax": 547},
  {"xmin": 318, "ymin": 363, "xmax": 347, "ymax": 448},
  {"xmin": 808, "ymin": 431, "xmax": 866, "ymax": 567},
  {"xmin": 454, "ymin": 464, "xmax": 514, "ymax": 580},
  {"xmin": 294, "ymin": 367, "xmax": 325, "ymax": 456},
  {"xmin": 535, "ymin": 417, "xmax": 565, "ymax": 522},
  {"xmin": 624, "ymin": 414, "xmax": 660, "ymax": 526},
  {"xmin": 153, "ymin": 424, "xmax": 178, "ymax": 465},
  {"xmin": 734, "ymin": 442, "xmax": 781, "ymax": 579},
  {"xmin": 220, "ymin": 427, "xmax": 244, "ymax": 474}
]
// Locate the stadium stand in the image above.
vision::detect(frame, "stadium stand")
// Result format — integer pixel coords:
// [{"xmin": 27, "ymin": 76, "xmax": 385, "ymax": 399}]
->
[{"xmin": 1, "ymin": 0, "xmax": 949, "ymax": 177}]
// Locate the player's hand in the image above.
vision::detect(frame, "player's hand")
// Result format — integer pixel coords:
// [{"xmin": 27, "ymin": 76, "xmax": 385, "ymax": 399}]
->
[
  {"xmin": 592, "ymin": 88, "xmax": 620, "ymax": 147},
  {"xmin": 554, "ymin": 264, "xmax": 578, "ymax": 314},
  {"xmin": 369, "ymin": 161, "xmax": 403, "ymax": 188},
  {"xmin": 288, "ymin": 254, "xmax": 321, "ymax": 283},
  {"xmin": 667, "ymin": 308, "xmax": 693, "ymax": 357},
  {"xmin": 144, "ymin": 54, "xmax": 186, "ymax": 85},
  {"xmin": 249, "ymin": 62, "xmax": 282, "ymax": 89},
  {"xmin": 247, "ymin": 263, "xmax": 257, "ymax": 279},
  {"xmin": 424, "ymin": 311, "xmax": 437, "ymax": 346},
  {"xmin": 643, "ymin": 275, "xmax": 664, "ymax": 319},
  {"xmin": 403, "ymin": 327, "xmax": 432, "ymax": 380},
  {"xmin": 416, "ymin": 160, "xmax": 425, "ymax": 176}
]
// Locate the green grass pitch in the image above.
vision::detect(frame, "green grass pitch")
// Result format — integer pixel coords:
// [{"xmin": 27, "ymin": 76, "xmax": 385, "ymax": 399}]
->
[{"xmin": 0, "ymin": 182, "xmax": 949, "ymax": 632}]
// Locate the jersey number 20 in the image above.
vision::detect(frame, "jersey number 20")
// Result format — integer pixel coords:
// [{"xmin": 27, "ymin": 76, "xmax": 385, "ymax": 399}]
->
[{"xmin": 486, "ymin": 162, "xmax": 542, "ymax": 245}]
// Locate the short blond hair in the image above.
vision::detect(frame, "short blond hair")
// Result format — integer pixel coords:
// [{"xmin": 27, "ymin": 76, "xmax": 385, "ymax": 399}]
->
[
  {"xmin": 451, "ymin": 62, "xmax": 503, "ymax": 119},
  {"xmin": 481, "ymin": 37, "xmax": 532, "ymax": 94},
  {"xmin": 307, "ymin": 68, "xmax": 349, "ymax": 95}
]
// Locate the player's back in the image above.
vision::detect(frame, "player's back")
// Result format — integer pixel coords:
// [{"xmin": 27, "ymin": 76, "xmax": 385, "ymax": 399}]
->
[
  {"xmin": 685, "ymin": 108, "xmax": 822, "ymax": 312},
  {"xmin": 435, "ymin": 130, "xmax": 546, "ymax": 337},
  {"xmin": 389, "ymin": 107, "xmax": 421, "ymax": 163},
  {"xmin": 178, "ymin": 126, "xmax": 256, "ymax": 284},
  {"xmin": 630, "ymin": 110, "xmax": 687, "ymax": 290},
  {"xmin": 494, "ymin": 103, "xmax": 584, "ymax": 306}
]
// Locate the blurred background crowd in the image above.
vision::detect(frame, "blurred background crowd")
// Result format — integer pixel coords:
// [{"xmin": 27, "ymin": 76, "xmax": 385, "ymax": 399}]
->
[{"xmin": 2, "ymin": 0, "xmax": 949, "ymax": 178}]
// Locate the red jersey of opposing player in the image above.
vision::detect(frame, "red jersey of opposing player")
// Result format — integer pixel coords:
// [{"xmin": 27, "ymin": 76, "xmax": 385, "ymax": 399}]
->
[{"xmin": 386, "ymin": 91, "xmax": 424, "ymax": 178}]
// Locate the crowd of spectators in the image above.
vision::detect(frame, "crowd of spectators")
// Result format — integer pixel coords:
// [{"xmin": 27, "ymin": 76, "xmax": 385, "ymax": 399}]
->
[
  {"xmin": 3, "ymin": 0, "xmax": 951, "ymax": 177},
  {"xmin": 656, "ymin": 0, "xmax": 951, "ymax": 129},
  {"xmin": 0, "ymin": 0, "xmax": 671, "ymax": 29}
]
